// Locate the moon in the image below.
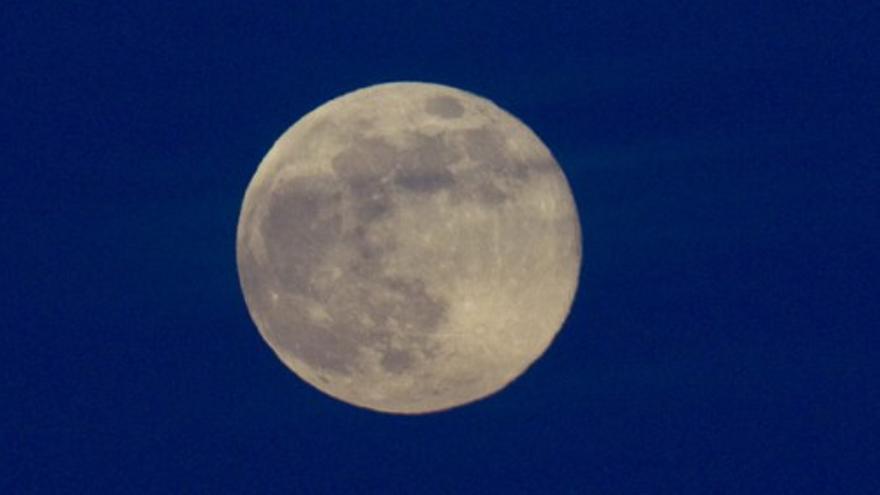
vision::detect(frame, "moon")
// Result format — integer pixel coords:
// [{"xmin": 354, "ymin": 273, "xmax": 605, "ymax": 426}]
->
[{"xmin": 236, "ymin": 82, "xmax": 581, "ymax": 414}]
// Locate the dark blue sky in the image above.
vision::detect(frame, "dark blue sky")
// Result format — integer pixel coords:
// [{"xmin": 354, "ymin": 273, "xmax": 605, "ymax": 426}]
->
[{"xmin": 3, "ymin": 0, "xmax": 877, "ymax": 492}]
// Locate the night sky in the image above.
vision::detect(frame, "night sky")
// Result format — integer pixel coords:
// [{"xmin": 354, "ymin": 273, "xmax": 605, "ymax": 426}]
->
[{"xmin": 3, "ymin": 1, "xmax": 878, "ymax": 493}]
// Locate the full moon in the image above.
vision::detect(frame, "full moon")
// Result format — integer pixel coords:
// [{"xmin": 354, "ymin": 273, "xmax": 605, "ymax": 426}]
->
[{"xmin": 237, "ymin": 82, "xmax": 581, "ymax": 414}]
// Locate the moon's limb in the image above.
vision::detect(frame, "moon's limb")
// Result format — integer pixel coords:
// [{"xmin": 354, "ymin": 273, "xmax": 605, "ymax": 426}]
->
[{"xmin": 236, "ymin": 82, "xmax": 581, "ymax": 414}]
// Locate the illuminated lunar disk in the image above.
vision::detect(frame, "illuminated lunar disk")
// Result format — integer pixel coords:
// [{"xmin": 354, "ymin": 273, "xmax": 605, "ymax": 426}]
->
[{"xmin": 236, "ymin": 82, "xmax": 581, "ymax": 414}]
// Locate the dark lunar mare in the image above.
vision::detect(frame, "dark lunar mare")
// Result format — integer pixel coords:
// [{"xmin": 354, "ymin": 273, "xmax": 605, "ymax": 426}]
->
[
  {"xmin": 241, "ymin": 135, "xmax": 454, "ymax": 375},
  {"xmin": 241, "ymin": 120, "xmax": 562, "ymax": 377},
  {"xmin": 424, "ymin": 95, "xmax": 465, "ymax": 119}
]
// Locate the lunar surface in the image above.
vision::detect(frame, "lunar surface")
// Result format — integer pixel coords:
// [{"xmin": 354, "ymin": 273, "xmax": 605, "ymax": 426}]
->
[{"xmin": 236, "ymin": 82, "xmax": 581, "ymax": 414}]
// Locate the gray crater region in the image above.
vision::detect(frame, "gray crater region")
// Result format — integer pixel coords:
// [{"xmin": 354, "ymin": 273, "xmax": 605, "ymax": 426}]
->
[{"xmin": 237, "ymin": 82, "xmax": 581, "ymax": 414}]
